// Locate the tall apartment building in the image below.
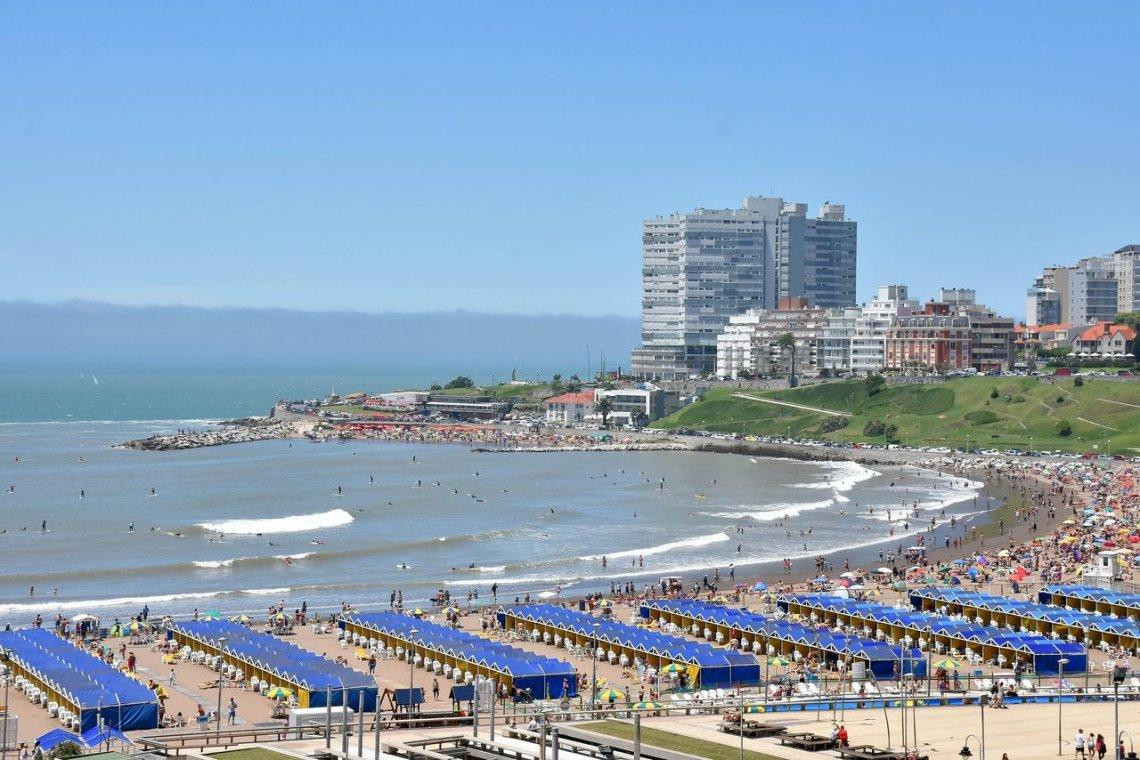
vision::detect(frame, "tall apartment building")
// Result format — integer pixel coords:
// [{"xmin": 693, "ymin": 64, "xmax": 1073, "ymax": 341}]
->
[
  {"xmin": 816, "ymin": 284, "xmax": 918, "ymax": 374},
  {"xmin": 1026, "ymin": 280, "xmax": 1061, "ymax": 326},
  {"xmin": 1030, "ymin": 255, "xmax": 1118, "ymax": 327},
  {"xmin": 1114, "ymin": 245, "xmax": 1140, "ymax": 313},
  {"xmin": 632, "ymin": 195, "xmax": 857, "ymax": 379}
]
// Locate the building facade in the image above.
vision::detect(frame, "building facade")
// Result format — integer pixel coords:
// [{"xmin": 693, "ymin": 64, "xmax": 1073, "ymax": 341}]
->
[
  {"xmin": 542, "ymin": 391, "xmax": 596, "ymax": 425},
  {"xmin": 594, "ymin": 384, "xmax": 669, "ymax": 425},
  {"xmin": 1114, "ymin": 245, "xmax": 1140, "ymax": 313},
  {"xmin": 884, "ymin": 313, "xmax": 971, "ymax": 371},
  {"xmin": 1033, "ymin": 256, "xmax": 1118, "ymax": 327},
  {"xmin": 1070, "ymin": 322, "xmax": 1137, "ymax": 357},
  {"xmin": 632, "ymin": 194, "xmax": 856, "ymax": 379},
  {"xmin": 714, "ymin": 300, "xmax": 827, "ymax": 378}
]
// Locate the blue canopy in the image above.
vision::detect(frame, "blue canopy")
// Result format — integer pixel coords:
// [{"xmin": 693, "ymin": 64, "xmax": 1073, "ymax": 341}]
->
[
  {"xmin": 168, "ymin": 619, "xmax": 377, "ymax": 710},
  {"xmin": 344, "ymin": 611, "xmax": 577, "ymax": 698},
  {"xmin": 80, "ymin": 725, "xmax": 134, "ymax": 747},
  {"xmin": 642, "ymin": 599, "xmax": 923, "ymax": 680},
  {"xmin": 35, "ymin": 729, "xmax": 82, "ymax": 752},
  {"xmin": 0, "ymin": 628, "xmax": 159, "ymax": 731},
  {"xmin": 500, "ymin": 603, "xmax": 760, "ymax": 687},
  {"xmin": 780, "ymin": 593, "xmax": 1086, "ymax": 675}
]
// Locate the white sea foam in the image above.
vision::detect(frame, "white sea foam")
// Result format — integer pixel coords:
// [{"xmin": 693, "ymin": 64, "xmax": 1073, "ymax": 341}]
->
[
  {"xmin": 474, "ymin": 565, "xmax": 506, "ymax": 573},
  {"xmin": 798, "ymin": 461, "xmax": 878, "ymax": 492},
  {"xmin": 192, "ymin": 552, "xmax": 311, "ymax": 569},
  {"xmin": 0, "ymin": 587, "xmax": 290, "ymax": 615},
  {"xmin": 275, "ymin": 552, "xmax": 313, "ymax": 561},
  {"xmin": 578, "ymin": 532, "xmax": 729, "ymax": 561},
  {"xmin": 705, "ymin": 499, "xmax": 835, "ymax": 522},
  {"xmin": 197, "ymin": 509, "xmax": 354, "ymax": 535},
  {"xmin": 193, "ymin": 558, "xmax": 240, "ymax": 568}
]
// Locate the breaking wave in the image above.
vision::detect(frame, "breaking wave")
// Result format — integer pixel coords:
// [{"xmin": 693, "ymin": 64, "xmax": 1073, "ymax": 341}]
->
[{"xmin": 196, "ymin": 509, "xmax": 354, "ymax": 535}]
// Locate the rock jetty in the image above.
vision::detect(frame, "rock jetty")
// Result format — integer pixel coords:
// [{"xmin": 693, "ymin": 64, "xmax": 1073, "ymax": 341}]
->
[{"xmin": 120, "ymin": 420, "xmax": 295, "ymax": 450}]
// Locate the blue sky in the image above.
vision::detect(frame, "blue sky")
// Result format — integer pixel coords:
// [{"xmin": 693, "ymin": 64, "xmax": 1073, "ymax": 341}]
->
[{"xmin": 3, "ymin": 3, "xmax": 1138, "ymax": 320}]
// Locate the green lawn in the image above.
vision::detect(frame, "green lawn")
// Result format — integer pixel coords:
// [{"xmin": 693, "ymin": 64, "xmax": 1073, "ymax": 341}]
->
[
  {"xmin": 652, "ymin": 377, "xmax": 1140, "ymax": 454},
  {"xmin": 580, "ymin": 720, "xmax": 782, "ymax": 760},
  {"xmin": 208, "ymin": 749, "xmax": 297, "ymax": 760}
]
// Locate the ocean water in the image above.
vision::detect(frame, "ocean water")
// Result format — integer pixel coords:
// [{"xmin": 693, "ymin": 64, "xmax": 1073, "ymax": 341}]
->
[{"xmin": 0, "ymin": 415, "xmax": 987, "ymax": 624}]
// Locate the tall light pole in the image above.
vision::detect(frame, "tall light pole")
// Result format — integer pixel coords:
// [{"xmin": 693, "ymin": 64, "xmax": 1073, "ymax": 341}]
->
[
  {"xmin": 589, "ymin": 623, "xmax": 599, "ymax": 715},
  {"xmin": 215, "ymin": 636, "xmax": 227, "ymax": 742},
  {"xmin": 409, "ymin": 629, "xmax": 419, "ymax": 718},
  {"xmin": 1057, "ymin": 657, "xmax": 1069, "ymax": 755},
  {"xmin": 2, "ymin": 649, "xmax": 10, "ymax": 760}
]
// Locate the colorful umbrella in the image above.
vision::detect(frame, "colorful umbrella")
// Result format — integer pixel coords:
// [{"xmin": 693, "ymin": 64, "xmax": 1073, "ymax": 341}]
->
[
  {"xmin": 767, "ymin": 656, "xmax": 790, "ymax": 667},
  {"xmin": 202, "ymin": 610, "xmax": 222, "ymax": 620},
  {"xmin": 932, "ymin": 657, "xmax": 961, "ymax": 670},
  {"xmin": 266, "ymin": 687, "xmax": 293, "ymax": 700},
  {"xmin": 633, "ymin": 701, "xmax": 662, "ymax": 710},
  {"xmin": 661, "ymin": 663, "xmax": 687, "ymax": 675},
  {"xmin": 597, "ymin": 689, "xmax": 625, "ymax": 701}
]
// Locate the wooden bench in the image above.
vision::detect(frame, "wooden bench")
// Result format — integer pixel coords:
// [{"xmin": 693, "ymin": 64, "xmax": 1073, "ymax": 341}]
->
[
  {"xmin": 836, "ymin": 745, "xmax": 929, "ymax": 760},
  {"xmin": 719, "ymin": 720, "xmax": 787, "ymax": 738},
  {"xmin": 778, "ymin": 732, "xmax": 839, "ymax": 752}
]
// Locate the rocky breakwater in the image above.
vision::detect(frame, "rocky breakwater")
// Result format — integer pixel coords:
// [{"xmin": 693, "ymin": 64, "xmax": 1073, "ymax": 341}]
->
[{"xmin": 120, "ymin": 418, "xmax": 298, "ymax": 451}]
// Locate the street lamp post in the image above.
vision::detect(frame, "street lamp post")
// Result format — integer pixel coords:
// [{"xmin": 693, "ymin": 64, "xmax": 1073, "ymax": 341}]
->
[
  {"xmin": 2, "ymin": 649, "xmax": 10, "ymax": 760},
  {"xmin": 1057, "ymin": 657, "xmax": 1069, "ymax": 755},
  {"xmin": 409, "ymin": 629, "xmax": 419, "ymax": 718},
  {"xmin": 215, "ymin": 636, "xmax": 227, "ymax": 742},
  {"xmin": 960, "ymin": 733, "xmax": 983, "ymax": 760},
  {"xmin": 589, "ymin": 623, "xmax": 599, "ymax": 715}
]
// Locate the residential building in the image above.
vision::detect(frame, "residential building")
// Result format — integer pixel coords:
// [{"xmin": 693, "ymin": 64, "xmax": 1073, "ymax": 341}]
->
[
  {"xmin": 1026, "ymin": 281, "xmax": 1062, "ymax": 327},
  {"xmin": 1070, "ymin": 322, "xmax": 1137, "ymax": 357},
  {"xmin": 1113, "ymin": 245, "xmax": 1140, "ymax": 313},
  {"xmin": 1034, "ymin": 256, "xmax": 1118, "ymax": 327},
  {"xmin": 850, "ymin": 285, "xmax": 918, "ymax": 373},
  {"xmin": 884, "ymin": 311, "xmax": 971, "ymax": 371},
  {"xmin": 962, "ymin": 308, "xmax": 1016, "ymax": 372},
  {"xmin": 714, "ymin": 299, "xmax": 827, "ymax": 378},
  {"xmin": 818, "ymin": 307, "xmax": 861, "ymax": 372},
  {"xmin": 777, "ymin": 203, "xmax": 858, "ymax": 308},
  {"xmin": 364, "ymin": 391, "xmax": 429, "ymax": 410},
  {"xmin": 594, "ymin": 383, "xmax": 669, "ymax": 426},
  {"xmin": 937, "ymin": 288, "xmax": 976, "ymax": 307},
  {"xmin": 632, "ymin": 194, "xmax": 856, "ymax": 379},
  {"xmin": 542, "ymin": 391, "xmax": 596, "ymax": 425}
]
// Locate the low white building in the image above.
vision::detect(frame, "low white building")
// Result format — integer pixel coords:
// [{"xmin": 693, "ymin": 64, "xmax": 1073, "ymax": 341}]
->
[
  {"xmin": 364, "ymin": 391, "xmax": 429, "ymax": 410},
  {"xmin": 542, "ymin": 391, "xmax": 596, "ymax": 424},
  {"xmin": 593, "ymin": 383, "xmax": 668, "ymax": 426},
  {"xmin": 715, "ymin": 301, "xmax": 827, "ymax": 378}
]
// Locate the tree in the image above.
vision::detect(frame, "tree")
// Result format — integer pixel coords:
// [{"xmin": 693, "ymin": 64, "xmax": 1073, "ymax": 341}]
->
[
  {"xmin": 776, "ymin": 333, "xmax": 797, "ymax": 385},
  {"xmin": 865, "ymin": 373, "xmax": 886, "ymax": 397},
  {"xmin": 550, "ymin": 373, "xmax": 565, "ymax": 395},
  {"xmin": 1115, "ymin": 311, "xmax": 1140, "ymax": 330},
  {"xmin": 444, "ymin": 376, "xmax": 475, "ymax": 389},
  {"xmin": 630, "ymin": 409, "xmax": 649, "ymax": 428},
  {"xmin": 1073, "ymin": 376, "xmax": 1084, "ymax": 387},
  {"xmin": 1056, "ymin": 419, "xmax": 1073, "ymax": 437},
  {"xmin": 597, "ymin": 396, "xmax": 613, "ymax": 428}
]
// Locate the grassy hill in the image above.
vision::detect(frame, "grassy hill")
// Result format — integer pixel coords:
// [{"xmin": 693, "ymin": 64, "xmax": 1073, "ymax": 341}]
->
[{"xmin": 651, "ymin": 377, "xmax": 1140, "ymax": 454}]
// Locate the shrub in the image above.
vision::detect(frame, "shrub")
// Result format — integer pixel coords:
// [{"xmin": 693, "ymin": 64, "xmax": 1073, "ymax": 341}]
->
[
  {"xmin": 52, "ymin": 743, "xmax": 83, "ymax": 760},
  {"xmin": 863, "ymin": 419, "xmax": 888, "ymax": 436},
  {"xmin": 1056, "ymin": 419, "xmax": 1073, "ymax": 437},
  {"xmin": 1073, "ymin": 376, "xmax": 1084, "ymax": 387},
  {"xmin": 865, "ymin": 373, "xmax": 886, "ymax": 397},
  {"xmin": 820, "ymin": 416, "xmax": 849, "ymax": 434},
  {"xmin": 1056, "ymin": 395, "xmax": 1065, "ymax": 403},
  {"xmin": 990, "ymin": 387, "xmax": 999, "ymax": 399},
  {"xmin": 965, "ymin": 410, "xmax": 999, "ymax": 426}
]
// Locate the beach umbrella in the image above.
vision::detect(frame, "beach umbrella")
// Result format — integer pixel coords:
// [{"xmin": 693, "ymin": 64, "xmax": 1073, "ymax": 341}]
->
[
  {"xmin": 202, "ymin": 610, "xmax": 222, "ymax": 620},
  {"xmin": 597, "ymin": 689, "xmax": 625, "ymax": 702},
  {"xmin": 1063, "ymin": 519, "xmax": 1076, "ymax": 525},
  {"xmin": 744, "ymin": 704, "xmax": 766, "ymax": 714},
  {"xmin": 412, "ymin": 608, "xmax": 425, "ymax": 616},
  {"xmin": 767, "ymin": 656, "xmax": 790, "ymax": 667},
  {"xmin": 661, "ymin": 663, "xmax": 687, "ymax": 676},
  {"xmin": 752, "ymin": 581, "xmax": 768, "ymax": 592},
  {"xmin": 813, "ymin": 575, "xmax": 828, "ymax": 583},
  {"xmin": 633, "ymin": 701, "xmax": 662, "ymax": 710},
  {"xmin": 598, "ymin": 599, "xmax": 614, "ymax": 608},
  {"xmin": 875, "ymin": 567, "xmax": 891, "ymax": 574},
  {"xmin": 266, "ymin": 686, "xmax": 293, "ymax": 700},
  {"xmin": 840, "ymin": 571, "xmax": 856, "ymax": 579},
  {"xmin": 231, "ymin": 614, "xmax": 251, "ymax": 623}
]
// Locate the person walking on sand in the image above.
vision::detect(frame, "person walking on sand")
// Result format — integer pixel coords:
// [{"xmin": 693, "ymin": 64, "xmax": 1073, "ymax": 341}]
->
[{"xmin": 227, "ymin": 697, "xmax": 237, "ymax": 725}]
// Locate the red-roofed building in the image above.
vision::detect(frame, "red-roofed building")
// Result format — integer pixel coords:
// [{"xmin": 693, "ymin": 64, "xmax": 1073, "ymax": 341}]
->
[
  {"xmin": 1070, "ymin": 322, "xmax": 1137, "ymax": 357},
  {"xmin": 543, "ymin": 391, "xmax": 597, "ymax": 424}
]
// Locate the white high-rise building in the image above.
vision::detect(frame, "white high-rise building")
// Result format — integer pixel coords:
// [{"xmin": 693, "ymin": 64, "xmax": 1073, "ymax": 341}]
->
[
  {"xmin": 850, "ymin": 285, "xmax": 918, "ymax": 373},
  {"xmin": 1031, "ymin": 255, "xmax": 1118, "ymax": 327},
  {"xmin": 1114, "ymin": 245, "xmax": 1140, "ymax": 313},
  {"xmin": 632, "ymin": 194, "xmax": 856, "ymax": 379}
]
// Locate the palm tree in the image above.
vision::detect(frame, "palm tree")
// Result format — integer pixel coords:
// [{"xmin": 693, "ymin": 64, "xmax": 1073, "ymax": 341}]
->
[
  {"xmin": 776, "ymin": 332, "xmax": 797, "ymax": 386},
  {"xmin": 596, "ymin": 396, "xmax": 613, "ymax": 428}
]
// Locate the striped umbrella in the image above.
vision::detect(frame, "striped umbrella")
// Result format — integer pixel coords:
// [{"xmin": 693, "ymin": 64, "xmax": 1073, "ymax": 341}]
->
[{"xmin": 767, "ymin": 656, "xmax": 791, "ymax": 667}]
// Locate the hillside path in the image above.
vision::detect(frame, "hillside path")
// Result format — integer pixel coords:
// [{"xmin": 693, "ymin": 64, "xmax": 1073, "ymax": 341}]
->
[{"xmin": 731, "ymin": 392, "xmax": 851, "ymax": 417}]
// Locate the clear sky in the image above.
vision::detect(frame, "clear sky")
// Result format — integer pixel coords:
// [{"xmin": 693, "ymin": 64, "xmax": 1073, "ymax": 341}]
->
[{"xmin": 3, "ymin": 3, "xmax": 1138, "ymax": 319}]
